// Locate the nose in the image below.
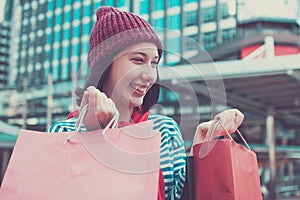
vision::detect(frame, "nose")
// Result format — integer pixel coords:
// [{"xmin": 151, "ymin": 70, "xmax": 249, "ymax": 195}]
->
[{"xmin": 141, "ymin": 63, "xmax": 157, "ymax": 83}]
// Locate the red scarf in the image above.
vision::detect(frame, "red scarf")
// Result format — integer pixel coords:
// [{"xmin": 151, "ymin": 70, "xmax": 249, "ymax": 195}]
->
[{"xmin": 67, "ymin": 107, "xmax": 165, "ymax": 200}]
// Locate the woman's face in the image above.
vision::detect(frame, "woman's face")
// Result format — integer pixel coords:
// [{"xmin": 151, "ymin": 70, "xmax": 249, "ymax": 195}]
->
[{"xmin": 102, "ymin": 42, "xmax": 159, "ymax": 110}]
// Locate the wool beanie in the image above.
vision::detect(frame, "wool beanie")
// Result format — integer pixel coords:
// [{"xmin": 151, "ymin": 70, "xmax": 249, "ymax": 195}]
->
[{"xmin": 88, "ymin": 6, "xmax": 163, "ymax": 70}]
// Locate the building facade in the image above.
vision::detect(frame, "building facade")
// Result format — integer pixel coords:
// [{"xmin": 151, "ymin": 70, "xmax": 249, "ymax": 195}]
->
[{"xmin": 0, "ymin": 0, "xmax": 238, "ymax": 131}]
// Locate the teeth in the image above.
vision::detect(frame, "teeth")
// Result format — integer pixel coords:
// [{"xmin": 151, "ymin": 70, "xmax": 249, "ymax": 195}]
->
[{"xmin": 130, "ymin": 83, "xmax": 147, "ymax": 93}]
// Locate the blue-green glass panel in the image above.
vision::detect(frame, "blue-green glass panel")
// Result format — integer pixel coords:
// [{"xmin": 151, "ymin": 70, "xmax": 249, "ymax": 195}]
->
[
  {"xmin": 61, "ymin": 62, "xmax": 69, "ymax": 80},
  {"xmin": 54, "ymin": 31, "xmax": 61, "ymax": 42},
  {"xmin": 73, "ymin": 8, "xmax": 81, "ymax": 20},
  {"xmin": 55, "ymin": 14, "xmax": 62, "ymax": 25},
  {"xmin": 53, "ymin": 65, "xmax": 59, "ymax": 81},
  {"xmin": 157, "ymin": 88, "xmax": 163, "ymax": 103},
  {"xmin": 140, "ymin": 0, "xmax": 149, "ymax": 15},
  {"xmin": 166, "ymin": 90, "xmax": 178, "ymax": 102},
  {"xmin": 65, "ymin": 0, "xmax": 72, "ymax": 5},
  {"xmin": 82, "ymin": 23, "xmax": 90, "ymax": 35},
  {"xmin": 56, "ymin": 0, "xmax": 63, "ymax": 8},
  {"xmin": 73, "ymin": 26, "xmax": 80, "ymax": 37},
  {"xmin": 53, "ymin": 48, "xmax": 60, "ymax": 60},
  {"xmin": 83, "ymin": 4, "xmax": 91, "ymax": 17},
  {"xmin": 168, "ymin": 38, "xmax": 180, "ymax": 53},
  {"xmin": 62, "ymin": 46, "xmax": 69, "ymax": 58},
  {"xmin": 169, "ymin": 0, "xmax": 180, "ymax": 7},
  {"xmin": 153, "ymin": 18, "xmax": 164, "ymax": 30},
  {"xmin": 81, "ymin": 42, "xmax": 89, "ymax": 54},
  {"xmin": 154, "ymin": 0, "xmax": 164, "ymax": 11},
  {"xmin": 65, "ymin": 11, "xmax": 71, "ymax": 22},
  {"xmin": 118, "ymin": 0, "xmax": 125, "ymax": 7},
  {"xmin": 46, "ymin": 34, "xmax": 52, "ymax": 44},
  {"xmin": 63, "ymin": 28, "xmax": 70, "ymax": 40},
  {"xmin": 72, "ymin": 44, "xmax": 79, "ymax": 56},
  {"xmin": 169, "ymin": 15, "xmax": 180, "ymax": 30},
  {"xmin": 47, "ymin": 0, "xmax": 54, "ymax": 10},
  {"xmin": 106, "ymin": 0, "xmax": 114, "ymax": 6},
  {"xmin": 94, "ymin": 1, "xmax": 102, "ymax": 10},
  {"xmin": 47, "ymin": 17, "xmax": 53, "ymax": 28},
  {"xmin": 185, "ymin": 0, "xmax": 197, "ymax": 3}
]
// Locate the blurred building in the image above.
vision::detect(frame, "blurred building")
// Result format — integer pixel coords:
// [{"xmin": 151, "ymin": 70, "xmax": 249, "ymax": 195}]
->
[
  {"xmin": 0, "ymin": 0, "xmax": 238, "ymax": 131},
  {"xmin": 0, "ymin": 0, "xmax": 14, "ymax": 89}
]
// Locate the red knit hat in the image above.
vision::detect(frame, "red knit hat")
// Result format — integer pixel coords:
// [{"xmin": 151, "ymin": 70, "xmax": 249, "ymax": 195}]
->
[{"xmin": 88, "ymin": 6, "xmax": 163, "ymax": 69}]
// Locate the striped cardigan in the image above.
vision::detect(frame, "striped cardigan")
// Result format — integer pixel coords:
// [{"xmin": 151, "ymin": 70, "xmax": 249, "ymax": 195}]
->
[{"xmin": 48, "ymin": 114, "xmax": 186, "ymax": 200}]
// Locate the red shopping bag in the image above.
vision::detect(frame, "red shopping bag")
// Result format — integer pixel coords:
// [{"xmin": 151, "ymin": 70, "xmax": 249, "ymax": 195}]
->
[
  {"xmin": 193, "ymin": 121, "xmax": 262, "ymax": 200},
  {"xmin": 0, "ymin": 120, "xmax": 161, "ymax": 200}
]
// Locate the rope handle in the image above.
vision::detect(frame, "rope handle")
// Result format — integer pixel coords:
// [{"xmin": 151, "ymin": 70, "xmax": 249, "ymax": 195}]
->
[
  {"xmin": 64, "ymin": 104, "xmax": 119, "ymax": 144},
  {"xmin": 218, "ymin": 122, "xmax": 251, "ymax": 150},
  {"xmin": 204, "ymin": 120, "xmax": 251, "ymax": 150}
]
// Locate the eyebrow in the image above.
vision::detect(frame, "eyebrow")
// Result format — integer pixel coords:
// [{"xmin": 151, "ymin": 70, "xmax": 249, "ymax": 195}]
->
[{"xmin": 131, "ymin": 52, "xmax": 159, "ymax": 59}]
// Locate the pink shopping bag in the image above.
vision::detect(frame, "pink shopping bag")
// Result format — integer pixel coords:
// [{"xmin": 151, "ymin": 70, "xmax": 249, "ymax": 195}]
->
[{"xmin": 0, "ymin": 120, "xmax": 160, "ymax": 200}]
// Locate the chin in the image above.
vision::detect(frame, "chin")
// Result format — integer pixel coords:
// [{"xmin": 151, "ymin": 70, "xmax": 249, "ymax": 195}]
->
[{"xmin": 129, "ymin": 97, "xmax": 144, "ymax": 108}]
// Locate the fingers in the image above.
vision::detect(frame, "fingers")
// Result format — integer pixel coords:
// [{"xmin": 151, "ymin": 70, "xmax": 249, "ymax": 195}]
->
[{"xmin": 80, "ymin": 86, "xmax": 117, "ymax": 130}]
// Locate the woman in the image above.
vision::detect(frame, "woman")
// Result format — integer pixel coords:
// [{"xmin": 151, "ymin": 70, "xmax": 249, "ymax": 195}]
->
[{"xmin": 48, "ymin": 6, "xmax": 244, "ymax": 199}]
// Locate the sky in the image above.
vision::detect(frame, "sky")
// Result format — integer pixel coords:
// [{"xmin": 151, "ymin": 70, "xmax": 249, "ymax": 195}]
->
[
  {"xmin": 0, "ymin": 0, "xmax": 6, "ymax": 22},
  {"xmin": 238, "ymin": 0, "xmax": 299, "ymax": 21}
]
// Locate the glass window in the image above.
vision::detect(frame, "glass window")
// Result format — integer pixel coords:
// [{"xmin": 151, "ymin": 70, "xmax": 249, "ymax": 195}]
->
[
  {"xmin": 106, "ymin": 0, "xmax": 114, "ymax": 6},
  {"xmin": 53, "ymin": 65, "xmax": 59, "ymax": 81},
  {"xmin": 82, "ymin": 23, "xmax": 90, "ymax": 36},
  {"xmin": 53, "ymin": 48, "xmax": 60, "ymax": 60},
  {"xmin": 73, "ymin": 8, "xmax": 81, "ymax": 20},
  {"xmin": 153, "ymin": 18, "xmax": 164, "ymax": 30},
  {"xmin": 62, "ymin": 46, "xmax": 70, "ymax": 58},
  {"xmin": 65, "ymin": 0, "xmax": 72, "ymax": 5},
  {"xmin": 61, "ymin": 61, "xmax": 69, "ymax": 80},
  {"xmin": 168, "ymin": 38, "xmax": 180, "ymax": 54},
  {"xmin": 154, "ymin": 0, "xmax": 164, "ymax": 11},
  {"xmin": 186, "ymin": 34, "xmax": 198, "ymax": 51},
  {"xmin": 72, "ymin": 44, "xmax": 79, "ymax": 56},
  {"xmin": 65, "ymin": 10, "xmax": 72, "ymax": 22},
  {"xmin": 166, "ymin": 90, "xmax": 178, "ymax": 102},
  {"xmin": 185, "ymin": 0, "xmax": 197, "ymax": 3},
  {"xmin": 186, "ymin": 11, "xmax": 197, "ymax": 26},
  {"xmin": 157, "ymin": 88, "xmax": 164, "ymax": 103},
  {"xmin": 54, "ymin": 31, "xmax": 61, "ymax": 42},
  {"xmin": 55, "ymin": 13, "xmax": 62, "ymax": 25},
  {"xmin": 56, "ymin": 0, "xmax": 63, "ymax": 8},
  {"xmin": 83, "ymin": 4, "xmax": 91, "ymax": 17},
  {"xmin": 81, "ymin": 42, "xmax": 89, "ymax": 55},
  {"xmin": 47, "ymin": 0, "xmax": 54, "ymax": 10},
  {"xmin": 140, "ymin": 0, "xmax": 149, "ymax": 15},
  {"xmin": 47, "ymin": 17, "xmax": 53, "ymax": 28},
  {"xmin": 203, "ymin": 7, "xmax": 216, "ymax": 23},
  {"xmin": 73, "ymin": 26, "xmax": 80, "ymax": 38},
  {"xmin": 118, "ymin": 0, "xmax": 125, "ymax": 7},
  {"xmin": 169, "ymin": 15, "xmax": 180, "ymax": 30},
  {"xmin": 222, "ymin": 28, "xmax": 236, "ymax": 43},
  {"xmin": 221, "ymin": 3, "xmax": 229, "ymax": 19},
  {"xmin": 203, "ymin": 31, "xmax": 217, "ymax": 49},
  {"xmin": 169, "ymin": 0, "xmax": 180, "ymax": 7},
  {"xmin": 46, "ymin": 34, "xmax": 52, "ymax": 44}
]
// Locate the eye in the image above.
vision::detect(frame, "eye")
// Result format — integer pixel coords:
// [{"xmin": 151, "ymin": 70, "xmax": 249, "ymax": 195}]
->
[
  {"xmin": 151, "ymin": 61, "xmax": 158, "ymax": 68},
  {"xmin": 132, "ymin": 57, "xmax": 144, "ymax": 63}
]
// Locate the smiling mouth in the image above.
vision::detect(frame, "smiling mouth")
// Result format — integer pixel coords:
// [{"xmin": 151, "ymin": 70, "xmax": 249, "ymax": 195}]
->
[{"xmin": 129, "ymin": 83, "xmax": 149, "ymax": 95}]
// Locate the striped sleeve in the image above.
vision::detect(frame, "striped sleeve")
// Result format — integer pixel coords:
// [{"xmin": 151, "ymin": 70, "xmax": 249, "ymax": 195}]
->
[
  {"xmin": 150, "ymin": 115, "xmax": 186, "ymax": 200},
  {"xmin": 46, "ymin": 118, "xmax": 77, "ymax": 133}
]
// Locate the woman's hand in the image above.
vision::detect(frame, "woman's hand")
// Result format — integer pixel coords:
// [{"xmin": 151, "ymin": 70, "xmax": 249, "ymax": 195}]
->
[
  {"xmin": 191, "ymin": 109, "xmax": 244, "ymax": 155},
  {"xmin": 80, "ymin": 86, "xmax": 117, "ymax": 131}
]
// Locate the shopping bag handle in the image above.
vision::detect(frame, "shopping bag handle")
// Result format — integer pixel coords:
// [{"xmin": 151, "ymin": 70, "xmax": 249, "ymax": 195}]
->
[
  {"xmin": 64, "ymin": 104, "xmax": 120, "ymax": 143},
  {"xmin": 205, "ymin": 120, "xmax": 251, "ymax": 150}
]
